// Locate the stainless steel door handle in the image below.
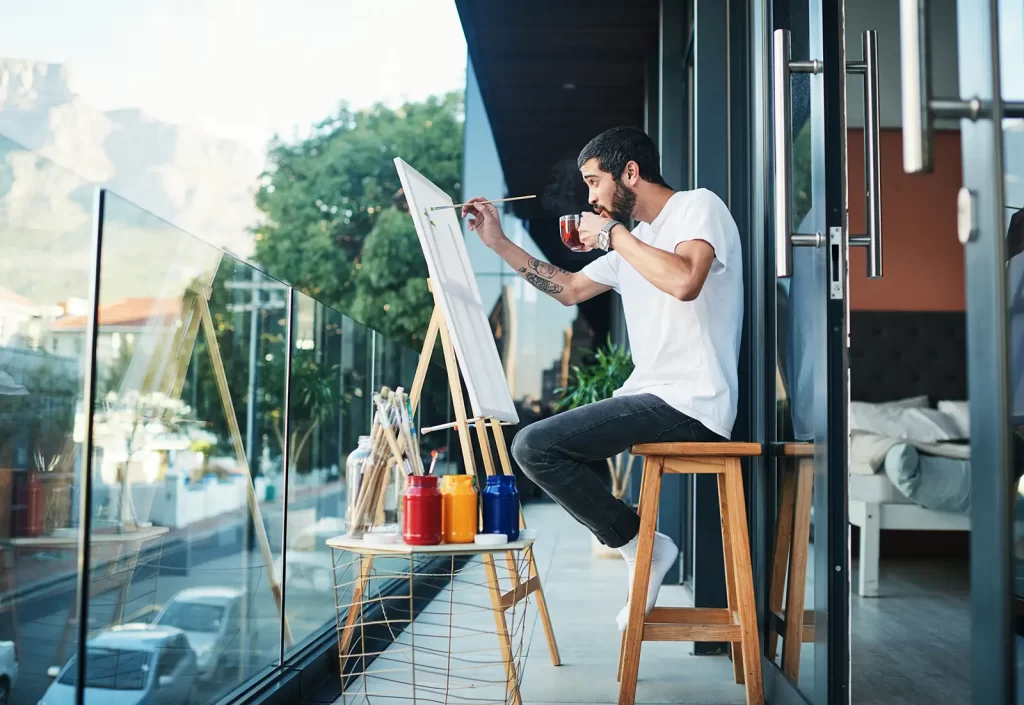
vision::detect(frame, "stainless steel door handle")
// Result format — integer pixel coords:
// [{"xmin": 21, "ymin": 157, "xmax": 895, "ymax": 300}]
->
[
  {"xmin": 774, "ymin": 28, "xmax": 823, "ymax": 279},
  {"xmin": 899, "ymin": 0, "xmax": 1024, "ymax": 174},
  {"xmin": 847, "ymin": 30, "xmax": 883, "ymax": 278}
]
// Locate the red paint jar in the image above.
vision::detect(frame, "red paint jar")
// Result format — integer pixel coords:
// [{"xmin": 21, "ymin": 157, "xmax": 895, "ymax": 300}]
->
[{"xmin": 402, "ymin": 475, "xmax": 442, "ymax": 545}]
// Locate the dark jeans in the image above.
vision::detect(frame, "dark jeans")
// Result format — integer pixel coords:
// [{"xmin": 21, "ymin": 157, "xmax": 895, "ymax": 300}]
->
[{"xmin": 510, "ymin": 393, "xmax": 723, "ymax": 549}]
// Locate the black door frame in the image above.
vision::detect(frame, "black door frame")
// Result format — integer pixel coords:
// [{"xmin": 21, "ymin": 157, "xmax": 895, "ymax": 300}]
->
[{"xmin": 748, "ymin": 0, "xmax": 850, "ymax": 703}]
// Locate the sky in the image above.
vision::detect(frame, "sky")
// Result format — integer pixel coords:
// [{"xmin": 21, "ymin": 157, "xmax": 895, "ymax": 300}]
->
[{"xmin": 0, "ymin": 0, "xmax": 469, "ymax": 156}]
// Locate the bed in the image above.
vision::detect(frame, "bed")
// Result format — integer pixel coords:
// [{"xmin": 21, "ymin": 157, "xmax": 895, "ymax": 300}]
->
[{"xmin": 848, "ymin": 311, "xmax": 971, "ymax": 597}]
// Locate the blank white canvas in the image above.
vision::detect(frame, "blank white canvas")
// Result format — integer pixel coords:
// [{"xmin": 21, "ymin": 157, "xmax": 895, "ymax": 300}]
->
[{"xmin": 393, "ymin": 157, "xmax": 519, "ymax": 424}]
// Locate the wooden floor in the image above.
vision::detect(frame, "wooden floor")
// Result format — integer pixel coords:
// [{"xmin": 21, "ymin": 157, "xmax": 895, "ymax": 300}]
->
[{"xmin": 851, "ymin": 556, "xmax": 971, "ymax": 705}]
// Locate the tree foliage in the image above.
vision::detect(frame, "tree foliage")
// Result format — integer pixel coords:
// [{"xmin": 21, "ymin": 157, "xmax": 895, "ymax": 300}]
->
[{"xmin": 253, "ymin": 92, "xmax": 464, "ymax": 346}]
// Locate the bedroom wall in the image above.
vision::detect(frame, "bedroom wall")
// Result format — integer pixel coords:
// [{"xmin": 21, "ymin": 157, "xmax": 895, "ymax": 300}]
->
[{"xmin": 848, "ymin": 129, "xmax": 965, "ymax": 311}]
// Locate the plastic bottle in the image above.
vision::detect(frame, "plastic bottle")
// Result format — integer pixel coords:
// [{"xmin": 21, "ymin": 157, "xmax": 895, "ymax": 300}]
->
[
  {"xmin": 482, "ymin": 474, "xmax": 520, "ymax": 541},
  {"xmin": 403, "ymin": 475, "xmax": 442, "ymax": 545},
  {"xmin": 441, "ymin": 474, "xmax": 478, "ymax": 543}
]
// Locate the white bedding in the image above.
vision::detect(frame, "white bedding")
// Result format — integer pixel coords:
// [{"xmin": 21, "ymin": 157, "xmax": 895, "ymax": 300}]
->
[
  {"xmin": 848, "ymin": 397, "xmax": 971, "ymax": 512},
  {"xmin": 849, "ymin": 471, "xmax": 914, "ymax": 504}
]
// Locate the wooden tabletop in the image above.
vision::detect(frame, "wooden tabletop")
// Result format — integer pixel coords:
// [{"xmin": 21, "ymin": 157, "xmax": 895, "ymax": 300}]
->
[{"xmin": 5, "ymin": 525, "xmax": 169, "ymax": 547}]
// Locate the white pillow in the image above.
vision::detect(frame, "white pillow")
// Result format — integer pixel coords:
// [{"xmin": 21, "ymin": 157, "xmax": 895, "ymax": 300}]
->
[
  {"xmin": 937, "ymin": 400, "xmax": 970, "ymax": 438},
  {"xmin": 878, "ymin": 395, "xmax": 930, "ymax": 408},
  {"xmin": 849, "ymin": 403, "xmax": 962, "ymax": 443}
]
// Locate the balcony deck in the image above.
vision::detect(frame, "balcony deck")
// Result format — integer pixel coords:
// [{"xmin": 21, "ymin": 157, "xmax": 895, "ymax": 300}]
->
[{"xmin": 332, "ymin": 501, "xmax": 746, "ymax": 704}]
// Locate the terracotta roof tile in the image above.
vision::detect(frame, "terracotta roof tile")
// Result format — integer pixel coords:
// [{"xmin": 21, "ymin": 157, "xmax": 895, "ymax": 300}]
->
[
  {"xmin": 52, "ymin": 297, "xmax": 181, "ymax": 330},
  {"xmin": 0, "ymin": 286, "xmax": 35, "ymax": 309}
]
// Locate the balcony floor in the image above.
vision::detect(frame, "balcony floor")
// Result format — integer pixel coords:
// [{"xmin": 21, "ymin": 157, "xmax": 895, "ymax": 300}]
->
[{"xmin": 334, "ymin": 501, "xmax": 747, "ymax": 705}]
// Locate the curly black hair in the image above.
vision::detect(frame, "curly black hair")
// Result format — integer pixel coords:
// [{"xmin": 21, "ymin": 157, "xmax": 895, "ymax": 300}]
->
[{"xmin": 576, "ymin": 126, "xmax": 668, "ymax": 188}]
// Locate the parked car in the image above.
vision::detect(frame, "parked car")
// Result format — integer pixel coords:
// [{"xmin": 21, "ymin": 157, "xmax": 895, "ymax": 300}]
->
[
  {"xmin": 151, "ymin": 587, "xmax": 259, "ymax": 682},
  {"xmin": 0, "ymin": 640, "xmax": 17, "ymax": 705},
  {"xmin": 39, "ymin": 624, "xmax": 198, "ymax": 705}
]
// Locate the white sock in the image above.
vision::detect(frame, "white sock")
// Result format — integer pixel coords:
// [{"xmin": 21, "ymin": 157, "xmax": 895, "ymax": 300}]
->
[{"xmin": 616, "ymin": 531, "xmax": 679, "ymax": 632}]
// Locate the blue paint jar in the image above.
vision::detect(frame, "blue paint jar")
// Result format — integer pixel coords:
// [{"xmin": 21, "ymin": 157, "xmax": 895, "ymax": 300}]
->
[{"xmin": 482, "ymin": 475, "xmax": 520, "ymax": 541}]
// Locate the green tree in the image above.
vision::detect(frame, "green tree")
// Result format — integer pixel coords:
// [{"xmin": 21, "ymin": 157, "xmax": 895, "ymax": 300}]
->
[
  {"xmin": 350, "ymin": 208, "xmax": 431, "ymax": 342},
  {"xmin": 253, "ymin": 92, "xmax": 464, "ymax": 346}
]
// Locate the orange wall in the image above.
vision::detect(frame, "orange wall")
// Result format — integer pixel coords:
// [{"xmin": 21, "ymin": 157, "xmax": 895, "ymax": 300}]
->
[{"xmin": 848, "ymin": 129, "xmax": 965, "ymax": 311}]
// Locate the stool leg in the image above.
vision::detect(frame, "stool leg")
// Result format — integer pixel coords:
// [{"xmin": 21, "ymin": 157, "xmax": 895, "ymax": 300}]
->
[
  {"xmin": 724, "ymin": 459, "xmax": 764, "ymax": 705},
  {"xmin": 783, "ymin": 458, "xmax": 814, "ymax": 681},
  {"xmin": 717, "ymin": 469, "xmax": 745, "ymax": 685},
  {"xmin": 768, "ymin": 463, "xmax": 797, "ymax": 660},
  {"xmin": 618, "ymin": 454, "xmax": 656, "ymax": 683},
  {"xmin": 618, "ymin": 468, "xmax": 653, "ymax": 683},
  {"xmin": 617, "ymin": 457, "xmax": 663, "ymax": 705}
]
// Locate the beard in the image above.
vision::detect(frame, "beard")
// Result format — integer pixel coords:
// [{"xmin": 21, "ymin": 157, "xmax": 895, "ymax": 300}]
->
[{"xmin": 602, "ymin": 179, "xmax": 636, "ymax": 222}]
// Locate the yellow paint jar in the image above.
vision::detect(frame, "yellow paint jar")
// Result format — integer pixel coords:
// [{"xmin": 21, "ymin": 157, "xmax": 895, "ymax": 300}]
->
[{"xmin": 441, "ymin": 474, "xmax": 478, "ymax": 544}]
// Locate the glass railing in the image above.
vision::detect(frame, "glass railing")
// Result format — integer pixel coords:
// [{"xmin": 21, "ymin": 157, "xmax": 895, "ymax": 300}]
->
[{"xmin": 0, "ymin": 135, "xmax": 455, "ymax": 705}]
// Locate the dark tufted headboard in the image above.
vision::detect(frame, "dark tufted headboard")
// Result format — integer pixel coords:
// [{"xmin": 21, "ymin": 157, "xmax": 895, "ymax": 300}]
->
[{"xmin": 849, "ymin": 311, "xmax": 967, "ymax": 404}]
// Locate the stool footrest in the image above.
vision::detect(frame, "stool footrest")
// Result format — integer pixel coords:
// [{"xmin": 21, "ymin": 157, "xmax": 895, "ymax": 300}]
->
[
  {"xmin": 640, "ymin": 607, "xmax": 741, "ymax": 642},
  {"xmin": 643, "ymin": 623, "xmax": 742, "ymax": 642},
  {"xmin": 647, "ymin": 607, "xmax": 732, "ymax": 624}
]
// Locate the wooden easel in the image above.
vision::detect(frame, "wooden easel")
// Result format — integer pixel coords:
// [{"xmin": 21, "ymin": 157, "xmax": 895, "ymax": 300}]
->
[{"xmin": 336, "ymin": 279, "xmax": 560, "ymax": 702}]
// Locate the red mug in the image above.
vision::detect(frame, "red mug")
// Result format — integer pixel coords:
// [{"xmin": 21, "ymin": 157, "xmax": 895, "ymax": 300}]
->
[{"xmin": 560, "ymin": 215, "xmax": 586, "ymax": 252}]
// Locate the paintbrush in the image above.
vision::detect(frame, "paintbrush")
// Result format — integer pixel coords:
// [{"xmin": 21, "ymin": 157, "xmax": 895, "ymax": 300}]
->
[{"xmin": 430, "ymin": 194, "xmax": 536, "ymax": 211}]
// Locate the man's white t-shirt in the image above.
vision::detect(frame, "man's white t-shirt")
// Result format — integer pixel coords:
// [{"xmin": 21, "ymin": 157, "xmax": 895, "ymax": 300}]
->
[{"xmin": 580, "ymin": 189, "xmax": 743, "ymax": 439}]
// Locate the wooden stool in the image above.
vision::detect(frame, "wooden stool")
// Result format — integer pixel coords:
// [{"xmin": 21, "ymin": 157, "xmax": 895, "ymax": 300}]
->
[
  {"xmin": 617, "ymin": 442, "xmax": 764, "ymax": 705},
  {"xmin": 767, "ymin": 443, "xmax": 815, "ymax": 681}
]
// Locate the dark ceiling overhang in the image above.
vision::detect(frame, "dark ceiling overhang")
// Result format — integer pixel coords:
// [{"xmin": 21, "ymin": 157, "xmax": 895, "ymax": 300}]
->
[
  {"xmin": 455, "ymin": 1, "xmax": 660, "ymax": 225},
  {"xmin": 455, "ymin": 1, "xmax": 661, "ymax": 347}
]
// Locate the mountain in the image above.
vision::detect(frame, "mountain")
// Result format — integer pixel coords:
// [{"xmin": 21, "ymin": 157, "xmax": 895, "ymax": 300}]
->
[{"xmin": 0, "ymin": 58, "xmax": 265, "ymax": 307}]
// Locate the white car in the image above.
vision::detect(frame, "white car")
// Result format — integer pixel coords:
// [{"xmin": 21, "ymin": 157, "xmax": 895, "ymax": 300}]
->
[
  {"xmin": 151, "ymin": 588, "xmax": 260, "ymax": 682},
  {"xmin": 0, "ymin": 640, "xmax": 17, "ymax": 705},
  {"xmin": 39, "ymin": 624, "xmax": 198, "ymax": 705}
]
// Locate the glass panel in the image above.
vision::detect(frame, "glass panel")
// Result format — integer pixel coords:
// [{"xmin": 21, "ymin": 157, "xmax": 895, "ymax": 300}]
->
[
  {"xmin": 0, "ymin": 136, "xmax": 93, "ymax": 705},
  {"xmin": 88, "ymin": 191, "xmax": 286, "ymax": 703},
  {"xmin": 770, "ymin": 0, "xmax": 823, "ymax": 693},
  {"xmin": 1001, "ymin": 1, "xmax": 1024, "ymax": 699},
  {"xmin": 282, "ymin": 291, "xmax": 347, "ymax": 652}
]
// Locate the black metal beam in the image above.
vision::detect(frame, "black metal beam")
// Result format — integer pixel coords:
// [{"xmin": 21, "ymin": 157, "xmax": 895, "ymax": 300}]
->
[
  {"xmin": 690, "ymin": 0, "xmax": 730, "ymax": 655},
  {"xmin": 654, "ymin": 0, "xmax": 688, "ymax": 590}
]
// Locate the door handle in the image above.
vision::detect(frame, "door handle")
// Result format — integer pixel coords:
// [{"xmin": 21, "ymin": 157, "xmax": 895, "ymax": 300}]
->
[
  {"xmin": 847, "ymin": 30, "xmax": 883, "ymax": 279},
  {"xmin": 773, "ymin": 28, "xmax": 824, "ymax": 279},
  {"xmin": 899, "ymin": 0, "xmax": 1024, "ymax": 174}
]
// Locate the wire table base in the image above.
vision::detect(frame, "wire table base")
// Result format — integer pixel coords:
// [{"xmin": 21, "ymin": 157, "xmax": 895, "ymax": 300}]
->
[{"xmin": 328, "ymin": 536, "xmax": 536, "ymax": 705}]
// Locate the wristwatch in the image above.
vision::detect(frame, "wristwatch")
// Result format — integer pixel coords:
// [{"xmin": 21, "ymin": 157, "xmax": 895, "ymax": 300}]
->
[{"xmin": 597, "ymin": 220, "xmax": 620, "ymax": 251}]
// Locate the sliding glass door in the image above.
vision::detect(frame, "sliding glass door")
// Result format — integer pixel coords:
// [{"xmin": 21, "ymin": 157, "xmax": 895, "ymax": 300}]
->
[
  {"xmin": 755, "ymin": 0, "xmax": 864, "ymax": 702},
  {"xmin": 897, "ymin": 0, "xmax": 1024, "ymax": 701}
]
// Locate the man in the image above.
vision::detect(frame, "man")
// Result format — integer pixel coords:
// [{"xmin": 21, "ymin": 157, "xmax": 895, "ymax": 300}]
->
[{"xmin": 461, "ymin": 126, "xmax": 743, "ymax": 630}]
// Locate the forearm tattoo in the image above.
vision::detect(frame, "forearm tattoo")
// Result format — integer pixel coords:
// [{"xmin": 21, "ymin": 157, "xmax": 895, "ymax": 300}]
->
[
  {"xmin": 523, "ymin": 272, "xmax": 564, "ymax": 295},
  {"xmin": 528, "ymin": 258, "xmax": 567, "ymax": 279}
]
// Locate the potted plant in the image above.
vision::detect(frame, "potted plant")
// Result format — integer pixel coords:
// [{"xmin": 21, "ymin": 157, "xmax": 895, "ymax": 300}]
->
[{"xmin": 556, "ymin": 336, "xmax": 638, "ymax": 559}]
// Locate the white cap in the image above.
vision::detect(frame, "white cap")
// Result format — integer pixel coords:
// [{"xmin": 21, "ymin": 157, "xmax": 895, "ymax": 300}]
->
[
  {"xmin": 362, "ymin": 532, "xmax": 400, "ymax": 546},
  {"xmin": 474, "ymin": 533, "xmax": 508, "ymax": 546}
]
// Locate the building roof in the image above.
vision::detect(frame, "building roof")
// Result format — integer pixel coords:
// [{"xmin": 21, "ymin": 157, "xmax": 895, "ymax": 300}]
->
[
  {"xmin": 51, "ymin": 297, "xmax": 180, "ymax": 331},
  {"xmin": 0, "ymin": 285, "xmax": 36, "ymax": 311}
]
